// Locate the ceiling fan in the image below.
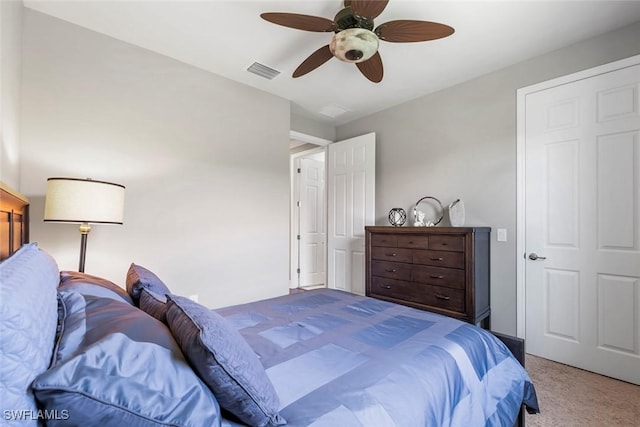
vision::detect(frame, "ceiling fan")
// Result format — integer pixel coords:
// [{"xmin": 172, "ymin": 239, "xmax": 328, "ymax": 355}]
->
[{"xmin": 260, "ymin": 0, "xmax": 454, "ymax": 83}]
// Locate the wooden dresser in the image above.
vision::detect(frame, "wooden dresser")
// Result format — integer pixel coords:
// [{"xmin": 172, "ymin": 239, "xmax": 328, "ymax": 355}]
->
[{"xmin": 365, "ymin": 226, "xmax": 491, "ymax": 328}]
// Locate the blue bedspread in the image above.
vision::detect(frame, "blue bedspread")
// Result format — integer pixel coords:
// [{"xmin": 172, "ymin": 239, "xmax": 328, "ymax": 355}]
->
[{"xmin": 216, "ymin": 289, "xmax": 538, "ymax": 427}]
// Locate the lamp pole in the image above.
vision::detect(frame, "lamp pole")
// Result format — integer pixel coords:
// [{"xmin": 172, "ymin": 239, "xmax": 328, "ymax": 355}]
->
[{"xmin": 78, "ymin": 222, "xmax": 91, "ymax": 273}]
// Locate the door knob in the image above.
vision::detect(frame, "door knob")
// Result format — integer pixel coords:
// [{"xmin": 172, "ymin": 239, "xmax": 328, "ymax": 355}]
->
[{"xmin": 528, "ymin": 253, "xmax": 547, "ymax": 261}]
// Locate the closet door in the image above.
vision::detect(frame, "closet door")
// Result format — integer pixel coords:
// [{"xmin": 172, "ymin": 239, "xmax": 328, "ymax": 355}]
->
[{"xmin": 523, "ymin": 60, "xmax": 640, "ymax": 385}]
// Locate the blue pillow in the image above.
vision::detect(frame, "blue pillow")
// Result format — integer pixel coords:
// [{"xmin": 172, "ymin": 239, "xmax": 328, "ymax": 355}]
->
[
  {"xmin": 165, "ymin": 295, "xmax": 285, "ymax": 427},
  {"xmin": 33, "ymin": 292, "xmax": 221, "ymax": 427},
  {"xmin": 59, "ymin": 270, "xmax": 133, "ymax": 305},
  {"xmin": 0, "ymin": 243, "xmax": 60, "ymax": 427},
  {"xmin": 126, "ymin": 263, "xmax": 170, "ymax": 305}
]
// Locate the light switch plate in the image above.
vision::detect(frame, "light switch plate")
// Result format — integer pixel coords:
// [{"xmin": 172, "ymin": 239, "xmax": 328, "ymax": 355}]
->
[{"xmin": 497, "ymin": 228, "xmax": 507, "ymax": 242}]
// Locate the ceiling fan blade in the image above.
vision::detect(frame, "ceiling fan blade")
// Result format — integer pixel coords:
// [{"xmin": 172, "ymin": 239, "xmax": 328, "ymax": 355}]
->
[
  {"xmin": 293, "ymin": 45, "xmax": 334, "ymax": 78},
  {"xmin": 375, "ymin": 20, "xmax": 454, "ymax": 42},
  {"xmin": 260, "ymin": 12, "xmax": 334, "ymax": 32},
  {"xmin": 349, "ymin": 0, "xmax": 389, "ymax": 19},
  {"xmin": 356, "ymin": 51, "xmax": 383, "ymax": 83}
]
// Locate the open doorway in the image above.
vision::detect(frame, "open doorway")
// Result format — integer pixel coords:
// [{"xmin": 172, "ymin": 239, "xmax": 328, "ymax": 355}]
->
[
  {"xmin": 289, "ymin": 131, "xmax": 376, "ymax": 294},
  {"xmin": 290, "ymin": 131, "xmax": 330, "ymax": 290}
]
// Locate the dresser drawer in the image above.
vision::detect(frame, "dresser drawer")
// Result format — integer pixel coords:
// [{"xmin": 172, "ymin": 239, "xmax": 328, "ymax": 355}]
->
[
  {"xmin": 371, "ymin": 260, "xmax": 412, "ymax": 281},
  {"xmin": 413, "ymin": 250, "xmax": 464, "ymax": 269},
  {"xmin": 397, "ymin": 235, "xmax": 429, "ymax": 249},
  {"xmin": 371, "ymin": 234, "xmax": 397, "ymax": 247},
  {"xmin": 428, "ymin": 235, "xmax": 464, "ymax": 252},
  {"xmin": 370, "ymin": 278, "xmax": 465, "ymax": 313},
  {"xmin": 420, "ymin": 284, "xmax": 465, "ymax": 313},
  {"xmin": 372, "ymin": 247, "xmax": 413, "ymax": 263},
  {"xmin": 370, "ymin": 277, "xmax": 413, "ymax": 300},
  {"xmin": 412, "ymin": 265, "xmax": 465, "ymax": 289}
]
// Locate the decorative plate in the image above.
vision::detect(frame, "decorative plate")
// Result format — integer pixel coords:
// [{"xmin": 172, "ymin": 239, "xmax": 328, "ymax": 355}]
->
[{"xmin": 413, "ymin": 196, "xmax": 443, "ymax": 227}]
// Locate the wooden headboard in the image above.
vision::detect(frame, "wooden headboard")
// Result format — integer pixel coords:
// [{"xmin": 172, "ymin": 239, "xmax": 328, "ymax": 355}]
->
[{"xmin": 0, "ymin": 182, "xmax": 30, "ymax": 261}]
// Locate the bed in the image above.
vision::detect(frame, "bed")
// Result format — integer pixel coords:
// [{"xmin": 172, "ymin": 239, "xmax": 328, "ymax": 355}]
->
[
  {"xmin": 216, "ymin": 290, "xmax": 538, "ymax": 427},
  {"xmin": 0, "ymin": 184, "xmax": 538, "ymax": 427},
  {"xmin": 0, "ymin": 182, "xmax": 29, "ymax": 261}
]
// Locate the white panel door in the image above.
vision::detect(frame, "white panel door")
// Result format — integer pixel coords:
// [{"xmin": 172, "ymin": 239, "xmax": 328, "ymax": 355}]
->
[
  {"xmin": 524, "ymin": 62, "xmax": 640, "ymax": 384},
  {"xmin": 299, "ymin": 157, "xmax": 325, "ymax": 287},
  {"xmin": 327, "ymin": 133, "xmax": 375, "ymax": 295}
]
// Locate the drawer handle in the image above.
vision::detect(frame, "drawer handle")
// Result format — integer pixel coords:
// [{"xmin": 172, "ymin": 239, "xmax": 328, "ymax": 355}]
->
[
  {"xmin": 382, "ymin": 285, "xmax": 392, "ymax": 290},
  {"xmin": 386, "ymin": 253, "xmax": 397, "ymax": 257},
  {"xmin": 385, "ymin": 269, "xmax": 397, "ymax": 273},
  {"xmin": 431, "ymin": 275, "xmax": 445, "ymax": 279},
  {"xmin": 431, "ymin": 257, "xmax": 444, "ymax": 261},
  {"xmin": 436, "ymin": 294, "xmax": 450, "ymax": 301}
]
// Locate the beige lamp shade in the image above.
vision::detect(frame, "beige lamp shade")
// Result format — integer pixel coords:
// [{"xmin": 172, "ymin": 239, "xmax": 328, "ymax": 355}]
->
[{"xmin": 44, "ymin": 177, "xmax": 125, "ymax": 224}]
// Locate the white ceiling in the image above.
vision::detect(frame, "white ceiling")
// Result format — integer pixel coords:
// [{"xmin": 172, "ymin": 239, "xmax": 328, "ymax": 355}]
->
[{"xmin": 23, "ymin": 0, "xmax": 640, "ymax": 126}]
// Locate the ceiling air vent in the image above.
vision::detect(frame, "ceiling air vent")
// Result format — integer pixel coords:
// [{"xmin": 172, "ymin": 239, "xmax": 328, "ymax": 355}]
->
[
  {"xmin": 247, "ymin": 62, "xmax": 281, "ymax": 80},
  {"xmin": 319, "ymin": 104, "xmax": 349, "ymax": 118}
]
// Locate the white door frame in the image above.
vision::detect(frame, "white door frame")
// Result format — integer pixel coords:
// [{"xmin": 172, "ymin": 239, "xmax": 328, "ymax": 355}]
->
[
  {"xmin": 289, "ymin": 131, "xmax": 331, "ymax": 289},
  {"xmin": 515, "ymin": 54, "xmax": 640, "ymax": 338}
]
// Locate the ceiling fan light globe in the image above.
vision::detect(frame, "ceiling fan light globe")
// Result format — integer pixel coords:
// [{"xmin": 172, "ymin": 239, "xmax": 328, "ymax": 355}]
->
[{"xmin": 330, "ymin": 28, "xmax": 379, "ymax": 63}]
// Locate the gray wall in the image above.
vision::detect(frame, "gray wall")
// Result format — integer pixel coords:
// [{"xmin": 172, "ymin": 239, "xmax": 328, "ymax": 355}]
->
[
  {"xmin": 19, "ymin": 10, "xmax": 291, "ymax": 308},
  {"xmin": 291, "ymin": 113, "xmax": 335, "ymax": 142},
  {"xmin": 0, "ymin": 0, "xmax": 23, "ymax": 188},
  {"xmin": 336, "ymin": 21, "xmax": 640, "ymax": 334}
]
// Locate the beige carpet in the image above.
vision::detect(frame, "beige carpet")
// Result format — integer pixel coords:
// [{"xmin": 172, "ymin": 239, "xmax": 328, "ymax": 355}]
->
[{"xmin": 524, "ymin": 354, "xmax": 640, "ymax": 427}]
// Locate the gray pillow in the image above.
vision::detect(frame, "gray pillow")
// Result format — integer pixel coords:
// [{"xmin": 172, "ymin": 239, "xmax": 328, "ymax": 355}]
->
[
  {"xmin": 139, "ymin": 287, "xmax": 168, "ymax": 323},
  {"xmin": 126, "ymin": 263, "xmax": 170, "ymax": 305},
  {"xmin": 33, "ymin": 292, "xmax": 221, "ymax": 427},
  {"xmin": 165, "ymin": 295, "xmax": 285, "ymax": 427},
  {"xmin": 59, "ymin": 270, "xmax": 133, "ymax": 305}
]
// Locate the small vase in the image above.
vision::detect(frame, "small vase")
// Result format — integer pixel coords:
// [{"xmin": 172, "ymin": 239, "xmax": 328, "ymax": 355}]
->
[{"xmin": 388, "ymin": 208, "xmax": 407, "ymax": 227}]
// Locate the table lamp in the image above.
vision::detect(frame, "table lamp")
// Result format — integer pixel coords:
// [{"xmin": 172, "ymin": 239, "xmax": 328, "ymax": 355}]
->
[{"xmin": 44, "ymin": 177, "xmax": 125, "ymax": 272}]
